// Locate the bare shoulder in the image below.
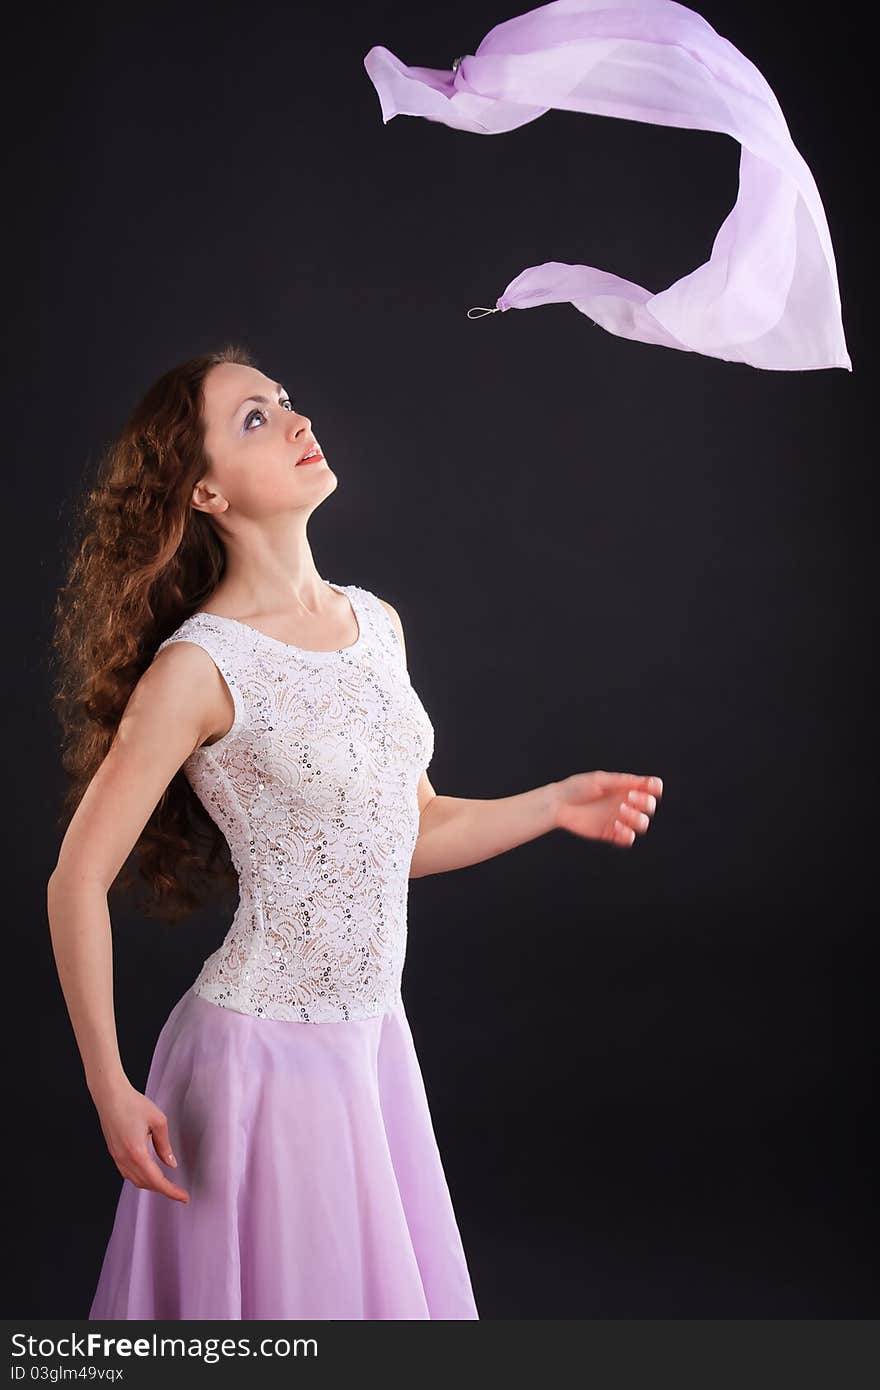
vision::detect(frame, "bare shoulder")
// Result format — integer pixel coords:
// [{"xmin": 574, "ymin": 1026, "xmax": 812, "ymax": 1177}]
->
[
  {"xmin": 48, "ymin": 642, "xmax": 229, "ymax": 887},
  {"xmin": 376, "ymin": 596, "xmax": 407, "ymax": 666},
  {"xmin": 146, "ymin": 639, "xmax": 233, "ymax": 746}
]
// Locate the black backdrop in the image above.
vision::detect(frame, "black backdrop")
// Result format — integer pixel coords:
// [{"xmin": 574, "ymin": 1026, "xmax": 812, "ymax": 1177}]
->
[{"xmin": 6, "ymin": 0, "xmax": 875, "ymax": 1319}]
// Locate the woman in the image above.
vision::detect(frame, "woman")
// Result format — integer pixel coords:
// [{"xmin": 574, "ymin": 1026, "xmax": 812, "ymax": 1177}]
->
[{"xmin": 47, "ymin": 344, "xmax": 663, "ymax": 1320}]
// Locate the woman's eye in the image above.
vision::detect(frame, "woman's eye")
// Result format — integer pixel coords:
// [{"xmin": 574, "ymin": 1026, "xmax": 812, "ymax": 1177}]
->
[{"xmin": 245, "ymin": 400, "xmax": 294, "ymax": 430}]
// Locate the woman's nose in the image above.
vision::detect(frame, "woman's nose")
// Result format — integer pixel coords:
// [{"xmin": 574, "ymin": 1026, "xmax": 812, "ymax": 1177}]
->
[{"xmin": 288, "ymin": 413, "xmax": 311, "ymax": 440}]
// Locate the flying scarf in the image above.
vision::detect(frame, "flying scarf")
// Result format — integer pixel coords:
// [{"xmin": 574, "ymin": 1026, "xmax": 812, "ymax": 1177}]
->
[{"xmin": 364, "ymin": 0, "xmax": 852, "ymax": 372}]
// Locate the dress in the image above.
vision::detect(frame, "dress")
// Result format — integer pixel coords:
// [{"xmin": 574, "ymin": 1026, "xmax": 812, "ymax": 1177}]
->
[{"xmin": 88, "ymin": 580, "xmax": 479, "ymax": 1320}]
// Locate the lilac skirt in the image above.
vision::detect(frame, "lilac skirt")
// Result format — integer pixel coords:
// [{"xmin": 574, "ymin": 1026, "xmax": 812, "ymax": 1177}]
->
[{"xmin": 89, "ymin": 986, "xmax": 479, "ymax": 1320}]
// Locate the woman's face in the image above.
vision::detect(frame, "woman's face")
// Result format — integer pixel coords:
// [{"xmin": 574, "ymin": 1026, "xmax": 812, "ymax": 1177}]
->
[{"xmin": 193, "ymin": 361, "xmax": 336, "ymax": 522}]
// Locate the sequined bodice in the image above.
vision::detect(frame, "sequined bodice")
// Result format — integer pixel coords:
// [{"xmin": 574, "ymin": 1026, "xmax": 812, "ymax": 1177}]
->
[{"xmin": 154, "ymin": 582, "xmax": 435, "ymax": 1023}]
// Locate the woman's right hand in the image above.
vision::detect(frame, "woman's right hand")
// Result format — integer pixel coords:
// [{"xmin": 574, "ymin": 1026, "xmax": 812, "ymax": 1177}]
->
[{"xmin": 93, "ymin": 1078, "xmax": 190, "ymax": 1204}]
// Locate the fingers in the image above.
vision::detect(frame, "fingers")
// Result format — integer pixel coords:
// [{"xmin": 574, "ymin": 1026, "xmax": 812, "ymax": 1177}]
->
[
  {"xmin": 120, "ymin": 1149, "xmax": 190, "ymax": 1204},
  {"xmin": 617, "ymin": 801, "xmax": 649, "ymax": 825},
  {"xmin": 597, "ymin": 771, "xmax": 664, "ymax": 798},
  {"xmin": 148, "ymin": 1116, "xmax": 178, "ymax": 1169},
  {"xmin": 613, "ymin": 818, "xmax": 636, "ymax": 845},
  {"xmin": 614, "ymin": 786, "xmax": 659, "ymax": 844},
  {"xmin": 621, "ymin": 773, "xmax": 662, "ymax": 795}
]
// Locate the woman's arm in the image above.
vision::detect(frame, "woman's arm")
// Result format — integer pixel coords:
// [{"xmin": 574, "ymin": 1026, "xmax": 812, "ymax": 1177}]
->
[
  {"xmin": 410, "ymin": 780, "xmax": 561, "ymax": 878},
  {"xmin": 410, "ymin": 772, "xmax": 661, "ymax": 877},
  {"xmin": 46, "ymin": 640, "xmax": 231, "ymax": 1202}
]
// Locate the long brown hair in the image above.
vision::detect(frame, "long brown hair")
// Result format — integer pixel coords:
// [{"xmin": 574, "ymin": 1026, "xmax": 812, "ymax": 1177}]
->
[{"xmin": 50, "ymin": 344, "xmax": 257, "ymax": 920}]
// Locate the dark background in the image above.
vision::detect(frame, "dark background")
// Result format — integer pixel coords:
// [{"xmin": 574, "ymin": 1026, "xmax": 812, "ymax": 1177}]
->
[{"xmin": 6, "ymin": 0, "xmax": 875, "ymax": 1318}]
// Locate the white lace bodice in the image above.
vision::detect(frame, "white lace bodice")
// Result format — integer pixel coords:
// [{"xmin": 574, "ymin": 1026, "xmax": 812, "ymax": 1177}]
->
[{"xmin": 154, "ymin": 581, "xmax": 435, "ymax": 1023}]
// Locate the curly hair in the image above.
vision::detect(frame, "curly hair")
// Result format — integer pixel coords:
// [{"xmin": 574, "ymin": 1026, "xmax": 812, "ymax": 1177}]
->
[{"xmin": 49, "ymin": 343, "xmax": 258, "ymax": 921}]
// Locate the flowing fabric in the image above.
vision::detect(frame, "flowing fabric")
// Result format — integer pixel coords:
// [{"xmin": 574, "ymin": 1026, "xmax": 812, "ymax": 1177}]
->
[
  {"xmin": 364, "ymin": 0, "xmax": 852, "ymax": 372},
  {"xmin": 89, "ymin": 987, "xmax": 479, "ymax": 1320}
]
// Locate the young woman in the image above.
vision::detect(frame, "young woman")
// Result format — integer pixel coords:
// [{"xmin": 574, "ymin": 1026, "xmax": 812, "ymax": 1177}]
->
[{"xmin": 47, "ymin": 344, "xmax": 662, "ymax": 1320}]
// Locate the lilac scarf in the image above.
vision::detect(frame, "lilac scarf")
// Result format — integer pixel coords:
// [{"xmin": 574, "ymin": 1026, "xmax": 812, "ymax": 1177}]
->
[{"xmin": 364, "ymin": 0, "xmax": 852, "ymax": 372}]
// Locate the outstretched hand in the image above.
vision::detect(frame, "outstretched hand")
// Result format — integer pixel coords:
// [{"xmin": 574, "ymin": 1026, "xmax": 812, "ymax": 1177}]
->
[{"xmin": 553, "ymin": 770, "xmax": 663, "ymax": 847}]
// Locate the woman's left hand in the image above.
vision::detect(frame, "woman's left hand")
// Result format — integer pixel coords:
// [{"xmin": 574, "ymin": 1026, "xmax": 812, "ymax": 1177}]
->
[{"xmin": 552, "ymin": 770, "xmax": 663, "ymax": 846}]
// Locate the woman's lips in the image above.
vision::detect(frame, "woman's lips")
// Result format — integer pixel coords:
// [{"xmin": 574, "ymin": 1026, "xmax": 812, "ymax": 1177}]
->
[{"xmin": 297, "ymin": 451, "xmax": 324, "ymax": 465}]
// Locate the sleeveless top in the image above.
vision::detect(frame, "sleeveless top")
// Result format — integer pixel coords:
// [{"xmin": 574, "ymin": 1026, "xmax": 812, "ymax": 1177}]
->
[{"xmin": 154, "ymin": 581, "xmax": 435, "ymax": 1024}]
